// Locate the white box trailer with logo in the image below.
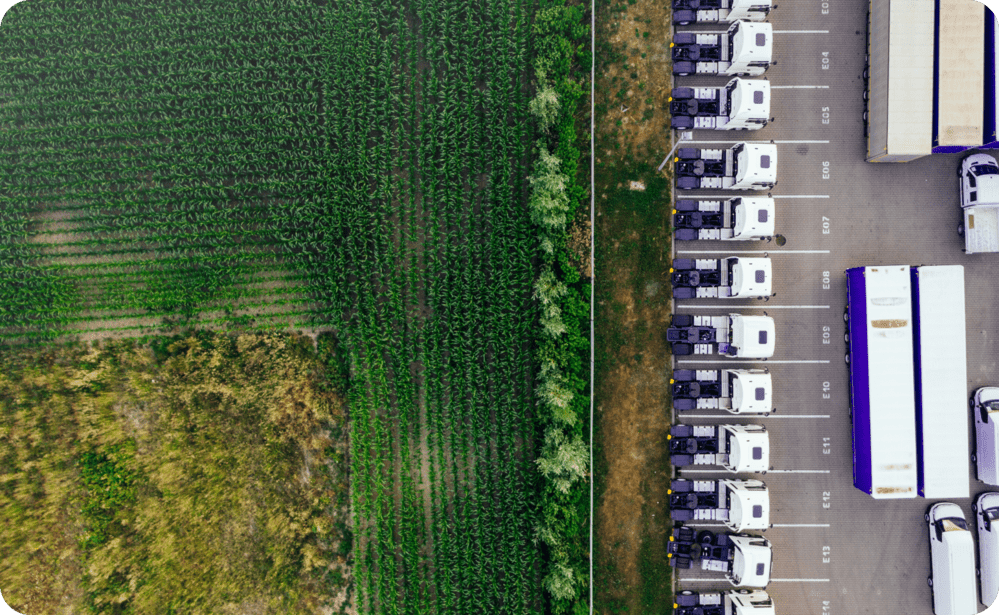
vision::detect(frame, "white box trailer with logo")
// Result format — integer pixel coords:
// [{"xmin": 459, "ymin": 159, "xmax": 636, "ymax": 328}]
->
[
  {"xmin": 845, "ymin": 265, "xmax": 918, "ymax": 499},
  {"xmin": 910, "ymin": 265, "xmax": 970, "ymax": 499}
]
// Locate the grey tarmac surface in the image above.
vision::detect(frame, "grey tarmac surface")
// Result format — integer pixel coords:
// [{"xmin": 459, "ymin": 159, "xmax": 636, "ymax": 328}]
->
[{"xmin": 664, "ymin": 0, "xmax": 996, "ymax": 612}]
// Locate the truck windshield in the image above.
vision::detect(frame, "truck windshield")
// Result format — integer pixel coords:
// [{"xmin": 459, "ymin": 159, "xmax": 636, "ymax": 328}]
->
[
  {"xmin": 940, "ymin": 518, "xmax": 968, "ymax": 532},
  {"xmin": 973, "ymin": 164, "xmax": 999, "ymax": 176},
  {"xmin": 985, "ymin": 508, "xmax": 999, "ymax": 522}
]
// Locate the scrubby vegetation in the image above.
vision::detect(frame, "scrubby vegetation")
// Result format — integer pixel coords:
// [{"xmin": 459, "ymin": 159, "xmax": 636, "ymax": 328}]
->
[{"xmin": 0, "ymin": 332, "xmax": 351, "ymax": 614}]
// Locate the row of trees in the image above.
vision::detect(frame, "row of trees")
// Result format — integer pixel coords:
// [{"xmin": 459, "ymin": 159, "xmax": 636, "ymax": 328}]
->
[{"xmin": 527, "ymin": 4, "xmax": 592, "ymax": 613}]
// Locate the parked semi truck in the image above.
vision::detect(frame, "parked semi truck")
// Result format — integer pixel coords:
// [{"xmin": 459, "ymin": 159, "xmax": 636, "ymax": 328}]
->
[
  {"xmin": 910, "ymin": 265, "xmax": 970, "ymax": 498},
  {"xmin": 674, "ymin": 589, "xmax": 777, "ymax": 615},
  {"xmin": 667, "ymin": 313, "xmax": 775, "ymax": 358},
  {"xmin": 670, "ymin": 78, "xmax": 770, "ymax": 131},
  {"xmin": 845, "ymin": 266, "xmax": 917, "ymax": 499},
  {"xmin": 667, "ymin": 527, "xmax": 773, "ymax": 588},
  {"xmin": 958, "ymin": 153, "xmax": 999, "ymax": 254},
  {"xmin": 672, "ymin": 21, "xmax": 773, "ymax": 77},
  {"xmin": 671, "ymin": 257, "xmax": 772, "ymax": 299},
  {"xmin": 671, "ymin": 369, "xmax": 772, "ymax": 414},
  {"xmin": 675, "ymin": 143, "xmax": 777, "ymax": 191},
  {"xmin": 669, "ymin": 478, "xmax": 770, "ymax": 531},
  {"xmin": 673, "ymin": 198, "xmax": 775, "ymax": 242},
  {"xmin": 668, "ymin": 423, "xmax": 769, "ymax": 473},
  {"xmin": 673, "ymin": 0, "xmax": 772, "ymax": 25}
]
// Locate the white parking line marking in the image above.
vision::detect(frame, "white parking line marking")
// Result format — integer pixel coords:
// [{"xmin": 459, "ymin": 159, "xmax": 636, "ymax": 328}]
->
[
  {"xmin": 676, "ymin": 305, "xmax": 831, "ymax": 309},
  {"xmin": 679, "ymin": 414, "xmax": 831, "ymax": 418},
  {"xmin": 770, "ymin": 578, "xmax": 831, "ymax": 583},
  {"xmin": 770, "ymin": 85, "xmax": 830, "ymax": 89},
  {"xmin": 676, "ymin": 360, "xmax": 832, "ymax": 364},
  {"xmin": 771, "ymin": 523, "xmax": 832, "ymax": 527},
  {"xmin": 676, "ymin": 250, "xmax": 831, "ymax": 254},
  {"xmin": 772, "ymin": 194, "xmax": 831, "ymax": 198},
  {"xmin": 681, "ymin": 578, "xmax": 832, "ymax": 583},
  {"xmin": 773, "ymin": 30, "xmax": 830, "ymax": 33},
  {"xmin": 682, "ymin": 140, "xmax": 829, "ymax": 144}
]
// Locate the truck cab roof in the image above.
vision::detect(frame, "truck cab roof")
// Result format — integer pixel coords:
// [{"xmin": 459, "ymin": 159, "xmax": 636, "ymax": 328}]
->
[
  {"xmin": 728, "ymin": 481, "xmax": 770, "ymax": 531},
  {"xmin": 730, "ymin": 370, "xmax": 772, "ymax": 414},
  {"xmin": 961, "ymin": 153, "xmax": 999, "ymax": 208},
  {"xmin": 734, "ymin": 143, "xmax": 778, "ymax": 187},
  {"xmin": 726, "ymin": 426, "xmax": 769, "ymax": 473},
  {"xmin": 732, "ymin": 198, "xmax": 775, "ymax": 238},
  {"xmin": 729, "ymin": 589, "xmax": 777, "ymax": 615},
  {"xmin": 731, "ymin": 314, "xmax": 775, "ymax": 358},
  {"xmin": 730, "ymin": 20, "xmax": 772, "ymax": 63},
  {"xmin": 730, "ymin": 257, "xmax": 771, "ymax": 297},
  {"xmin": 728, "ymin": 78, "xmax": 769, "ymax": 120},
  {"xmin": 729, "ymin": 535, "xmax": 772, "ymax": 587}
]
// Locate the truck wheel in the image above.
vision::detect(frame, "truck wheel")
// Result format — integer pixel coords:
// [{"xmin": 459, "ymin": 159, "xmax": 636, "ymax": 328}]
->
[
  {"xmin": 972, "ymin": 453, "xmax": 978, "ymax": 463},
  {"xmin": 973, "ymin": 503, "xmax": 978, "ymax": 513},
  {"xmin": 958, "ymin": 223, "xmax": 965, "ymax": 236},
  {"xmin": 678, "ymin": 72, "xmax": 691, "ymax": 76},
  {"xmin": 925, "ymin": 513, "xmax": 931, "ymax": 522},
  {"xmin": 843, "ymin": 311, "xmax": 849, "ymax": 323},
  {"xmin": 844, "ymin": 333, "xmax": 849, "ymax": 343},
  {"xmin": 927, "ymin": 577, "xmax": 933, "ymax": 587},
  {"xmin": 844, "ymin": 354, "xmax": 850, "ymax": 364}
]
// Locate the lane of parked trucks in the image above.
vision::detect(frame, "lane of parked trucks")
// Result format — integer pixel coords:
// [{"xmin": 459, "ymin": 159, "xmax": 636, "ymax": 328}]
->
[{"xmin": 662, "ymin": 0, "xmax": 999, "ymax": 611}]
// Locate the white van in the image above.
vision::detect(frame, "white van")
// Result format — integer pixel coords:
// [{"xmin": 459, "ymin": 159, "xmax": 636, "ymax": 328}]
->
[
  {"xmin": 974, "ymin": 492, "xmax": 999, "ymax": 607},
  {"xmin": 972, "ymin": 387, "xmax": 999, "ymax": 485},
  {"xmin": 926, "ymin": 502, "xmax": 978, "ymax": 615}
]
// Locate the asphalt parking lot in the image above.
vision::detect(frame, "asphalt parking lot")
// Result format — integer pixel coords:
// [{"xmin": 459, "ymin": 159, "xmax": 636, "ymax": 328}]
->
[{"xmin": 666, "ymin": 0, "xmax": 996, "ymax": 612}]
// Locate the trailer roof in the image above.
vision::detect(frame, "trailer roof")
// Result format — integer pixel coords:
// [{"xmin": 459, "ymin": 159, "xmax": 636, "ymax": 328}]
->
[
  {"xmin": 913, "ymin": 265, "xmax": 970, "ymax": 498},
  {"xmin": 886, "ymin": 0, "xmax": 935, "ymax": 155},
  {"xmin": 935, "ymin": 0, "xmax": 984, "ymax": 146},
  {"xmin": 848, "ymin": 266, "xmax": 918, "ymax": 499}
]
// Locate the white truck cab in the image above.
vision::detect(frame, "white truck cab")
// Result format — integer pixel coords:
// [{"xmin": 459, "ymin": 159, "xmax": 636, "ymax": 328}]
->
[
  {"xmin": 973, "ymin": 492, "xmax": 999, "ymax": 608},
  {"xmin": 669, "ymin": 478, "xmax": 770, "ymax": 532},
  {"xmin": 958, "ymin": 153, "xmax": 999, "ymax": 254},
  {"xmin": 675, "ymin": 143, "xmax": 778, "ymax": 191},
  {"xmin": 672, "ymin": 21, "xmax": 774, "ymax": 77},
  {"xmin": 973, "ymin": 387, "xmax": 999, "ymax": 485},
  {"xmin": 673, "ymin": 197, "xmax": 775, "ymax": 242},
  {"xmin": 727, "ymin": 535, "xmax": 772, "ymax": 587},
  {"xmin": 732, "ymin": 314, "xmax": 775, "ymax": 358},
  {"xmin": 669, "ymin": 78, "xmax": 770, "ymax": 131},
  {"xmin": 674, "ymin": 589, "xmax": 777, "ymax": 615},
  {"xmin": 925, "ymin": 502, "xmax": 977, "ymax": 615}
]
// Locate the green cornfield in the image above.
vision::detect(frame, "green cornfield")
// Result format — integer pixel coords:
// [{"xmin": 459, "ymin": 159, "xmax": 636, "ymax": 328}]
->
[{"xmin": 0, "ymin": 0, "xmax": 549, "ymax": 613}]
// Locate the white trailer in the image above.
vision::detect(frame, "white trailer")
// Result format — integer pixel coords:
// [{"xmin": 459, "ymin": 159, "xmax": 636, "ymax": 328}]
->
[
  {"xmin": 911, "ymin": 265, "xmax": 969, "ymax": 499},
  {"xmin": 669, "ymin": 78, "xmax": 770, "ymax": 131},
  {"xmin": 845, "ymin": 265, "xmax": 918, "ymax": 499},
  {"xmin": 669, "ymin": 478, "xmax": 770, "ymax": 531},
  {"xmin": 675, "ymin": 143, "xmax": 777, "ymax": 191},
  {"xmin": 670, "ymin": 257, "xmax": 772, "ymax": 299},
  {"xmin": 673, "ymin": 0, "xmax": 772, "ymax": 25},
  {"xmin": 667, "ymin": 313, "xmax": 775, "ymax": 359},
  {"xmin": 672, "ymin": 21, "xmax": 773, "ymax": 77},
  {"xmin": 958, "ymin": 153, "xmax": 999, "ymax": 254},
  {"xmin": 671, "ymin": 369, "xmax": 773, "ymax": 414},
  {"xmin": 669, "ymin": 424, "xmax": 770, "ymax": 473},
  {"xmin": 674, "ymin": 589, "xmax": 776, "ymax": 615},
  {"xmin": 673, "ymin": 197, "xmax": 775, "ymax": 242}
]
